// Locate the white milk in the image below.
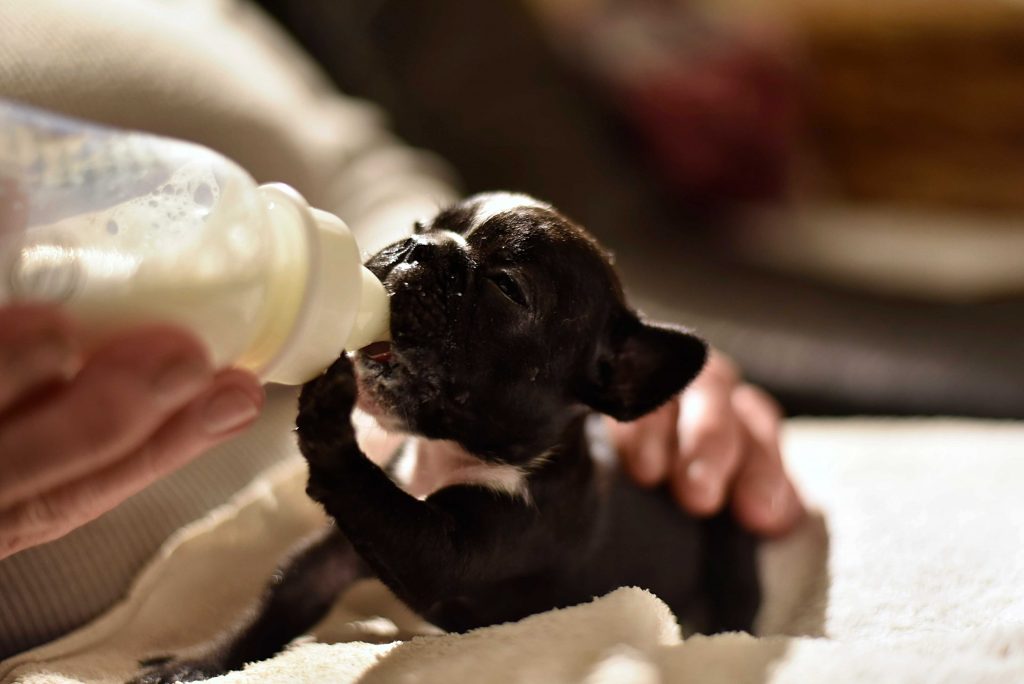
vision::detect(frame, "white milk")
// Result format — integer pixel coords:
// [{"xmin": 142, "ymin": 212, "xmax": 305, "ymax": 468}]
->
[{"xmin": 0, "ymin": 101, "xmax": 389, "ymax": 385}]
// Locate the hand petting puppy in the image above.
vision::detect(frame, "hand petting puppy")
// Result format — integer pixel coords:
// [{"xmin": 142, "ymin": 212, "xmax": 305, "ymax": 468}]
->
[
  {"xmin": 610, "ymin": 350, "xmax": 804, "ymax": 537},
  {"xmin": 357, "ymin": 348, "xmax": 805, "ymax": 538}
]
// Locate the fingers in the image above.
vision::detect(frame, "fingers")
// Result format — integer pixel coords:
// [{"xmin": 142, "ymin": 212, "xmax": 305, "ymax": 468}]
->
[
  {"xmin": 0, "ymin": 369, "xmax": 263, "ymax": 559},
  {"xmin": 611, "ymin": 351, "xmax": 743, "ymax": 496},
  {"xmin": 729, "ymin": 384, "xmax": 804, "ymax": 537},
  {"xmin": 0, "ymin": 308, "xmax": 267, "ymax": 559},
  {"xmin": 0, "ymin": 304, "xmax": 82, "ymax": 413},
  {"xmin": 0, "ymin": 325, "xmax": 215, "ymax": 509},
  {"xmin": 673, "ymin": 385, "xmax": 742, "ymax": 515},
  {"xmin": 612, "ymin": 400, "xmax": 678, "ymax": 487},
  {"xmin": 611, "ymin": 346, "xmax": 805, "ymax": 538},
  {"xmin": 670, "ymin": 353, "xmax": 743, "ymax": 515}
]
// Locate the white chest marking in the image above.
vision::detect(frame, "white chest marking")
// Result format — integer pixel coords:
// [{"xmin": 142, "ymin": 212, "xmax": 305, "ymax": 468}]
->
[{"xmin": 391, "ymin": 439, "xmax": 530, "ymax": 502}]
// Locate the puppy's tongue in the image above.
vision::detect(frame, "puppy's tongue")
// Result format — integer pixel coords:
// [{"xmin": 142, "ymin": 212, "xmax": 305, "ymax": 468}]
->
[{"xmin": 360, "ymin": 341, "xmax": 392, "ymax": 363}]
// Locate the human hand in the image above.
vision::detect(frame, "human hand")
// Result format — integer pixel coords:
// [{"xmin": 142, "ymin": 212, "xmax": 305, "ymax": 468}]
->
[
  {"xmin": 608, "ymin": 350, "xmax": 804, "ymax": 537},
  {"xmin": 0, "ymin": 304, "xmax": 264, "ymax": 559}
]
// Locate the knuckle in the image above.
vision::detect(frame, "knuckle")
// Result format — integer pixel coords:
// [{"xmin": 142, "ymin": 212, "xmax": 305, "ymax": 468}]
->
[
  {"xmin": 12, "ymin": 493, "xmax": 63, "ymax": 531},
  {"xmin": 61, "ymin": 479, "xmax": 109, "ymax": 523},
  {"xmin": 15, "ymin": 483, "xmax": 108, "ymax": 539},
  {"xmin": 0, "ymin": 530, "xmax": 28, "ymax": 558},
  {"xmin": 688, "ymin": 416, "xmax": 735, "ymax": 454},
  {"xmin": 689, "ymin": 427, "xmax": 744, "ymax": 478}
]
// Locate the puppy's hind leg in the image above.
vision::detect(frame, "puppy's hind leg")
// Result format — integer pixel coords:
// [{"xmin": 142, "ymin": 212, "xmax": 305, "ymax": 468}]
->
[
  {"xmin": 130, "ymin": 525, "xmax": 366, "ymax": 684},
  {"xmin": 702, "ymin": 512, "xmax": 762, "ymax": 634}
]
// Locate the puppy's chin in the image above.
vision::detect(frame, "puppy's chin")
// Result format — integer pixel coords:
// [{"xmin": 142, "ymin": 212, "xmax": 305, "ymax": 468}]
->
[{"xmin": 353, "ymin": 350, "xmax": 410, "ymax": 433}]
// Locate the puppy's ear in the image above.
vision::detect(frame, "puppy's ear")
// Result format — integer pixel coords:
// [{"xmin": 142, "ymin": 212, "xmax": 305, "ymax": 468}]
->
[{"xmin": 579, "ymin": 315, "xmax": 707, "ymax": 421}]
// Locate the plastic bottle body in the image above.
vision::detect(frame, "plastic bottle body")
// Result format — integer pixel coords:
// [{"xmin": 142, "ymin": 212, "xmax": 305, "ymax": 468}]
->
[{"xmin": 0, "ymin": 101, "xmax": 388, "ymax": 384}]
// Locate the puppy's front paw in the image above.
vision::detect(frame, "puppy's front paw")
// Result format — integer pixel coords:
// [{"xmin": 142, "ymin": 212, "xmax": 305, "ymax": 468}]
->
[
  {"xmin": 297, "ymin": 355, "xmax": 360, "ymax": 498},
  {"xmin": 297, "ymin": 354, "xmax": 357, "ymax": 438},
  {"xmin": 128, "ymin": 655, "xmax": 227, "ymax": 684}
]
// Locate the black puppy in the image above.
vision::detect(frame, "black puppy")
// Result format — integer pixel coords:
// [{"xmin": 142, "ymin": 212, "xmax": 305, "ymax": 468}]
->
[{"xmin": 134, "ymin": 193, "xmax": 759, "ymax": 683}]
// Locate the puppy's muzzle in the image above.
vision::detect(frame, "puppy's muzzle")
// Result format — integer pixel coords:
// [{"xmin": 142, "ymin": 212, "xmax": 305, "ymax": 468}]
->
[
  {"xmin": 407, "ymin": 231, "xmax": 471, "ymax": 268},
  {"xmin": 397, "ymin": 231, "xmax": 470, "ymax": 293},
  {"xmin": 386, "ymin": 230, "xmax": 469, "ymax": 346},
  {"xmin": 407, "ymin": 230, "xmax": 467, "ymax": 262}
]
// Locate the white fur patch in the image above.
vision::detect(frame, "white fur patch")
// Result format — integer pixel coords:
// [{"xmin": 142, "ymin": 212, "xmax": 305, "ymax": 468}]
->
[
  {"xmin": 441, "ymin": 229, "xmax": 469, "ymax": 249},
  {"xmin": 466, "ymin": 192, "xmax": 550, "ymax": 235},
  {"xmin": 392, "ymin": 439, "xmax": 529, "ymax": 502}
]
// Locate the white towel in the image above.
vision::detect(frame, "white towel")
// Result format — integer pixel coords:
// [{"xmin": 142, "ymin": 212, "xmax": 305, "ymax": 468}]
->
[{"xmin": 4, "ymin": 418, "xmax": 1024, "ymax": 683}]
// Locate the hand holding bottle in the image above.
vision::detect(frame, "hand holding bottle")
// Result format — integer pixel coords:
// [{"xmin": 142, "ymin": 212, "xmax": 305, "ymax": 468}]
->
[
  {"xmin": 1, "ymin": 101, "xmax": 390, "ymax": 387},
  {"xmin": 0, "ymin": 102, "xmax": 390, "ymax": 560},
  {"xmin": 0, "ymin": 303, "xmax": 264, "ymax": 560}
]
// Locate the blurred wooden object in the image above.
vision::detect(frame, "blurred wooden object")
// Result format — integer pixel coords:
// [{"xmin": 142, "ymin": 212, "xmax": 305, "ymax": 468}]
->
[
  {"xmin": 258, "ymin": 0, "xmax": 1024, "ymax": 417},
  {"xmin": 779, "ymin": 0, "xmax": 1024, "ymax": 213}
]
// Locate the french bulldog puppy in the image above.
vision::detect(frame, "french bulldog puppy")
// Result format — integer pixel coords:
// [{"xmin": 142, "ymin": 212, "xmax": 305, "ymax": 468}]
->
[{"xmin": 133, "ymin": 193, "xmax": 760, "ymax": 683}]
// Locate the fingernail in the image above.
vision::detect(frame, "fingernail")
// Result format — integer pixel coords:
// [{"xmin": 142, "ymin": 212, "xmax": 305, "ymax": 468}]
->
[
  {"xmin": 153, "ymin": 357, "xmax": 210, "ymax": 405},
  {"xmin": 203, "ymin": 387, "xmax": 260, "ymax": 435}
]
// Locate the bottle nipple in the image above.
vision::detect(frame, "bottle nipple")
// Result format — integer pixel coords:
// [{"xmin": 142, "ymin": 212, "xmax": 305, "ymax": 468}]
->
[
  {"xmin": 309, "ymin": 207, "xmax": 390, "ymax": 351},
  {"xmin": 346, "ymin": 264, "xmax": 391, "ymax": 350},
  {"xmin": 257, "ymin": 184, "xmax": 390, "ymax": 385}
]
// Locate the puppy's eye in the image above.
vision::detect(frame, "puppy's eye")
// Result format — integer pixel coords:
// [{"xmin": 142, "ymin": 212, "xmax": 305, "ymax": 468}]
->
[
  {"xmin": 413, "ymin": 220, "xmax": 428, "ymax": 234},
  {"xmin": 486, "ymin": 271, "xmax": 528, "ymax": 307}
]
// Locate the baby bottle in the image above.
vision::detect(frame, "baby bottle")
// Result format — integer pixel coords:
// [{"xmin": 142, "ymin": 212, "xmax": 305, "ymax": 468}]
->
[{"xmin": 0, "ymin": 100, "xmax": 389, "ymax": 385}]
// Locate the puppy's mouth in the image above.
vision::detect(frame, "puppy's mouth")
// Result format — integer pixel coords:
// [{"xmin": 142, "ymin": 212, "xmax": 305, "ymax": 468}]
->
[
  {"xmin": 353, "ymin": 339, "xmax": 410, "ymax": 429},
  {"xmin": 360, "ymin": 340, "xmax": 393, "ymax": 364},
  {"xmin": 354, "ymin": 340, "xmax": 399, "ymax": 390},
  {"xmin": 355, "ymin": 247, "xmax": 452, "ymax": 430}
]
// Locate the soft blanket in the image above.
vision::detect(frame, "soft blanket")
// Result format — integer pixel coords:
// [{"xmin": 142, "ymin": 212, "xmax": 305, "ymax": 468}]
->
[{"xmin": 3, "ymin": 418, "xmax": 1023, "ymax": 683}]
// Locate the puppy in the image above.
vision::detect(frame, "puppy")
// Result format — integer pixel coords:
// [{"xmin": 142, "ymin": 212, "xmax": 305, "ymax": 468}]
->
[{"xmin": 134, "ymin": 193, "xmax": 760, "ymax": 683}]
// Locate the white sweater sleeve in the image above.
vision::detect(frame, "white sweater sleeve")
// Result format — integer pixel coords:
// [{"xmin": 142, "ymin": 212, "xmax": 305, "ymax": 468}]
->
[{"xmin": 0, "ymin": 0, "xmax": 458, "ymax": 658}]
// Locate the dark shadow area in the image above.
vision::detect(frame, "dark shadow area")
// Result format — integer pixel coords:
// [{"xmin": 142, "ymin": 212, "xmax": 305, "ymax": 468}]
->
[
  {"xmin": 314, "ymin": 514, "xmax": 830, "ymax": 683},
  {"xmin": 256, "ymin": 0, "xmax": 1024, "ymax": 420}
]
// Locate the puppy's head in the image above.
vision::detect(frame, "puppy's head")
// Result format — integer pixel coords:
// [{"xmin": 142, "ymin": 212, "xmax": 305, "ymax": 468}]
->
[{"xmin": 356, "ymin": 193, "xmax": 706, "ymax": 463}]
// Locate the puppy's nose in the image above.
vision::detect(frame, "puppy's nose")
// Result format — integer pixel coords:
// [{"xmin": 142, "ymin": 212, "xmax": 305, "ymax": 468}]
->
[{"xmin": 407, "ymin": 230, "xmax": 465, "ymax": 262}]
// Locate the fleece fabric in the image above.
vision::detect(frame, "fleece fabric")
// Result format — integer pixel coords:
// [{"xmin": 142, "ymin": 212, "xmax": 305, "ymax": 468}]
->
[{"xmin": 3, "ymin": 418, "xmax": 1023, "ymax": 684}]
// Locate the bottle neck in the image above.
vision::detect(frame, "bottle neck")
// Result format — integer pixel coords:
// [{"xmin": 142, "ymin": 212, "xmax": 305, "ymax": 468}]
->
[{"xmin": 250, "ymin": 183, "xmax": 389, "ymax": 386}]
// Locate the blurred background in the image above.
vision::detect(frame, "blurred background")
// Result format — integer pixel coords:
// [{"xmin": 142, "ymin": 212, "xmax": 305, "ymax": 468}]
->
[{"xmin": 255, "ymin": 0, "xmax": 1024, "ymax": 419}]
